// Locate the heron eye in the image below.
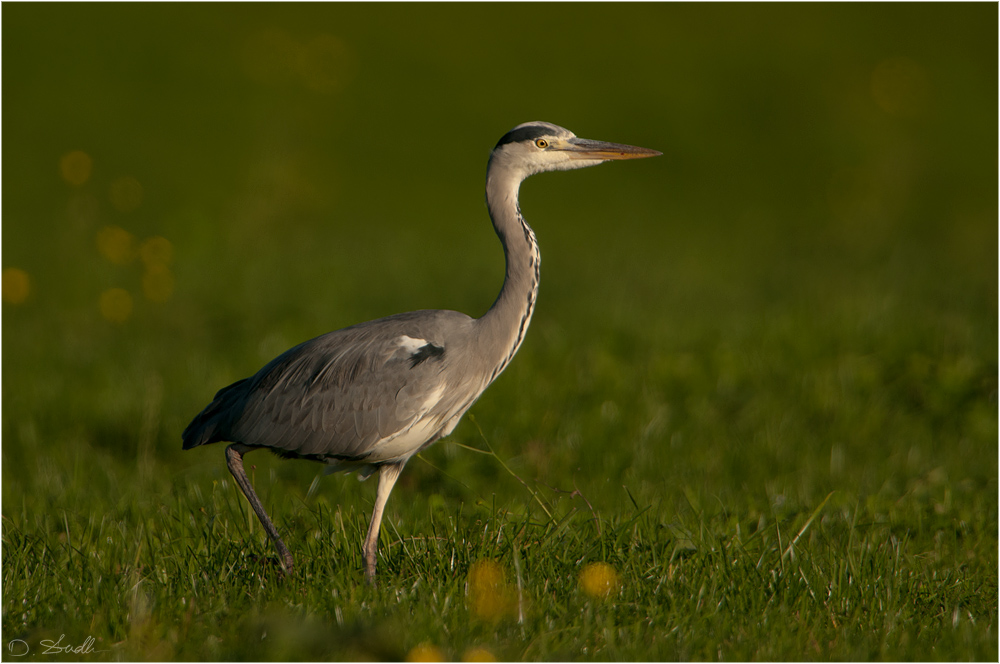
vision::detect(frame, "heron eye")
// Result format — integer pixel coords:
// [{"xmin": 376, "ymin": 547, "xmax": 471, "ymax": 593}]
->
[{"xmin": 535, "ymin": 138, "xmax": 548, "ymax": 149}]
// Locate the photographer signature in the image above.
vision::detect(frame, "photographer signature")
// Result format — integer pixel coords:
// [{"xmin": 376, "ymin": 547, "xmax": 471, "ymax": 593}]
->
[{"xmin": 7, "ymin": 635, "xmax": 109, "ymax": 656}]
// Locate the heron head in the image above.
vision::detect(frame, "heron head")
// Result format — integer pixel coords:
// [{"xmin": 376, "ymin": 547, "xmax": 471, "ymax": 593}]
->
[{"xmin": 489, "ymin": 121, "xmax": 661, "ymax": 178}]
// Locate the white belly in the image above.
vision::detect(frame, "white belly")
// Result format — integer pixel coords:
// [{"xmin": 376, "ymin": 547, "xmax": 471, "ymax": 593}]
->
[{"xmin": 364, "ymin": 415, "xmax": 444, "ymax": 463}]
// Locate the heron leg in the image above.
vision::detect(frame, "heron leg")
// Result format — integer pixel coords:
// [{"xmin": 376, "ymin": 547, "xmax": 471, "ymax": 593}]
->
[
  {"xmin": 362, "ymin": 462, "xmax": 404, "ymax": 583},
  {"xmin": 225, "ymin": 443, "xmax": 295, "ymax": 572}
]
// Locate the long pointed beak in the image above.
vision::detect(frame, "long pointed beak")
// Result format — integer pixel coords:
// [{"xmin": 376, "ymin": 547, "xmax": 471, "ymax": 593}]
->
[{"xmin": 562, "ymin": 137, "xmax": 662, "ymax": 160}]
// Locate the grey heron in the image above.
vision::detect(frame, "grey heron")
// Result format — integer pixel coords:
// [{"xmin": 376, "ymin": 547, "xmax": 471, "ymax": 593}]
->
[{"xmin": 182, "ymin": 121, "xmax": 660, "ymax": 581}]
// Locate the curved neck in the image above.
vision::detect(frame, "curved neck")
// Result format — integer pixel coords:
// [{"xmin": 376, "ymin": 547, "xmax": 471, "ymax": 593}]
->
[{"xmin": 477, "ymin": 162, "xmax": 540, "ymax": 382}]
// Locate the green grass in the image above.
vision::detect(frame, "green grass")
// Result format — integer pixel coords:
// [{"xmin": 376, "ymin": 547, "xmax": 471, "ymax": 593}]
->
[
  {"xmin": 3, "ymin": 3, "xmax": 997, "ymax": 661},
  {"xmin": 2, "ymin": 427, "xmax": 996, "ymax": 660}
]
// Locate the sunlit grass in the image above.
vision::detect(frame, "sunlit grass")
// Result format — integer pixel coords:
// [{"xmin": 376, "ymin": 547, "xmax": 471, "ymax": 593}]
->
[{"xmin": 3, "ymin": 440, "xmax": 995, "ymax": 660}]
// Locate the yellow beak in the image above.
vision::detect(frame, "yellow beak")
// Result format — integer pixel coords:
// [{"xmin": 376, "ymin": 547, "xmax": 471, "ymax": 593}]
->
[{"xmin": 561, "ymin": 137, "xmax": 662, "ymax": 160}]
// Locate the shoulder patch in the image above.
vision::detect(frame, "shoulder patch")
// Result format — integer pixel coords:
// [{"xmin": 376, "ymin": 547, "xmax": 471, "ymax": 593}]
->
[{"xmin": 409, "ymin": 342, "xmax": 445, "ymax": 368}]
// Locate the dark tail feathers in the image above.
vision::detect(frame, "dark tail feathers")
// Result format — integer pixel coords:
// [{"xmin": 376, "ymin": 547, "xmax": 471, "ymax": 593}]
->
[{"xmin": 181, "ymin": 378, "xmax": 249, "ymax": 450}]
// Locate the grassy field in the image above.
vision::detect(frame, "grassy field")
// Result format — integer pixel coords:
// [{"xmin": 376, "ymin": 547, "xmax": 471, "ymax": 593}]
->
[{"xmin": 3, "ymin": 4, "xmax": 997, "ymax": 661}]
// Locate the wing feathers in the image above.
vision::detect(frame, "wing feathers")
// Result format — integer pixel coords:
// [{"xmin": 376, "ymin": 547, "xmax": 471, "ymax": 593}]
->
[
  {"xmin": 183, "ymin": 311, "xmax": 476, "ymax": 463},
  {"xmin": 221, "ymin": 324, "xmax": 453, "ymax": 460}
]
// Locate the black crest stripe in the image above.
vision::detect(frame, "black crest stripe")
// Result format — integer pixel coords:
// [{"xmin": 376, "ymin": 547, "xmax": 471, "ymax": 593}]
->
[{"xmin": 494, "ymin": 125, "xmax": 552, "ymax": 149}]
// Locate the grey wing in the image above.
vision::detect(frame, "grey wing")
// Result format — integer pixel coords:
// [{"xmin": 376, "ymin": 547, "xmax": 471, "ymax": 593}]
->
[{"xmin": 228, "ymin": 324, "xmax": 451, "ymax": 461}]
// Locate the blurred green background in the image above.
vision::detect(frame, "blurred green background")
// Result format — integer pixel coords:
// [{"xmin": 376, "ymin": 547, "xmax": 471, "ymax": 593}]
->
[{"xmin": 2, "ymin": 3, "xmax": 996, "ymax": 658}]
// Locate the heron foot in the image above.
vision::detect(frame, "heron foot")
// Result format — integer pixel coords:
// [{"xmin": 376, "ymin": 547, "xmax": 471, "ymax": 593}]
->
[
  {"xmin": 243, "ymin": 552, "xmax": 294, "ymax": 580},
  {"xmin": 278, "ymin": 546, "xmax": 295, "ymax": 574}
]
